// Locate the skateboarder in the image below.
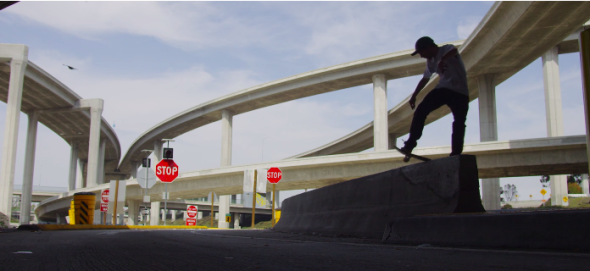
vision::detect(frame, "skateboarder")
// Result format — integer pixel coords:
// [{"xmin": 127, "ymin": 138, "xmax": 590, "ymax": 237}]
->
[{"xmin": 399, "ymin": 36, "xmax": 469, "ymax": 157}]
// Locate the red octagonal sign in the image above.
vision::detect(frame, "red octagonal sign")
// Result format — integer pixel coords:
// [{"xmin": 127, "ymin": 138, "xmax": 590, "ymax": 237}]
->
[
  {"xmin": 267, "ymin": 167, "xmax": 282, "ymax": 184},
  {"xmin": 187, "ymin": 205, "xmax": 198, "ymax": 218},
  {"xmin": 155, "ymin": 159, "xmax": 179, "ymax": 183}
]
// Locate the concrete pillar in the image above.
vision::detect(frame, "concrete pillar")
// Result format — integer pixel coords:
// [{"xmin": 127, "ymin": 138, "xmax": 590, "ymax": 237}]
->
[
  {"xmin": 372, "ymin": 74, "xmax": 388, "ymax": 151},
  {"xmin": 130, "ymin": 161, "xmax": 139, "ymax": 179},
  {"xmin": 388, "ymin": 133, "xmax": 398, "ymax": 149},
  {"xmin": 150, "ymin": 201, "xmax": 160, "ymax": 226},
  {"xmin": 581, "ymin": 29, "xmax": 590, "ymax": 179},
  {"xmin": 171, "ymin": 210, "xmax": 176, "ymax": 222},
  {"xmin": 68, "ymin": 141, "xmax": 79, "ymax": 191},
  {"xmin": 153, "ymin": 140, "xmax": 163, "ymax": 162},
  {"xmin": 97, "ymin": 139, "xmax": 106, "ymax": 185},
  {"xmin": 218, "ymin": 109, "xmax": 233, "ymax": 229},
  {"xmin": 197, "ymin": 211, "xmax": 203, "ymax": 219},
  {"xmin": 234, "ymin": 213, "xmax": 241, "ymax": 229},
  {"xmin": 78, "ymin": 160, "xmax": 87, "ymax": 188},
  {"xmin": 19, "ymin": 111, "xmax": 38, "ymax": 225},
  {"xmin": 85, "ymin": 99, "xmax": 104, "ymax": 187},
  {"xmin": 582, "ymin": 174, "xmax": 590, "ymax": 195},
  {"xmin": 0, "ymin": 45, "xmax": 28, "ymax": 226},
  {"xmin": 478, "ymin": 74, "xmax": 501, "ymax": 210},
  {"xmin": 543, "ymin": 47, "xmax": 568, "ymax": 207},
  {"xmin": 127, "ymin": 200, "xmax": 140, "ymax": 226}
]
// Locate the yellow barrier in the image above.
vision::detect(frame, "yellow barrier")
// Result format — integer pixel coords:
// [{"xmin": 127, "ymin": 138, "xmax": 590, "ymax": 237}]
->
[
  {"xmin": 68, "ymin": 200, "xmax": 75, "ymax": 225},
  {"xmin": 73, "ymin": 192, "xmax": 96, "ymax": 225},
  {"xmin": 275, "ymin": 210, "xmax": 281, "ymax": 223},
  {"xmin": 37, "ymin": 225, "xmax": 208, "ymax": 231}
]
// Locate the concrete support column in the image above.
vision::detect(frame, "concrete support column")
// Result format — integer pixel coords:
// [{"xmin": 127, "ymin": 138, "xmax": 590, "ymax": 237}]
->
[
  {"xmin": 543, "ymin": 47, "xmax": 568, "ymax": 207},
  {"xmin": 153, "ymin": 140, "xmax": 163, "ymax": 162},
  {"xmin": 0, "ymin": 45, "xmax": 28, "ymax": 226},
  {"xmin": 171, "ymin": 210, "xmax": 176, "ymax": 222},
  {"xmin": 582, "ymin": 174, "xmax": 590, "ymax": 195},
  {"xmin": 161, "ymin": 209, "xmax": 166, "ymax": 221},
  {"xmin": 78, "ymin": 160, "xmax": 87, "ymax": 188},
  {"xmin": 68, "ymin": 141, "xmax": 79, "ymax": 191},
  {"xmin": 372, "ymin": 74, "xmax": 388, "ymax": 151},
  {"xmin": 127, "ymin": 200, "xmax": 140, "ymax": 226},
  {"xmin": 97, "ymin": 139, "xmax": 106, "ymax": 185},
  {"xmin": 150, "ymin": 201, "xmax": 160, "ymax": 226},
  {"xmin": 218, "ymin": 109, "xmax": 233, "ymax": 229},
  {"xmin": 478, "ymin": 74, "xmax": 501, "ymax": 210},
  {"xmin": 388, "ymin": 133, "xmax": 398, "ymax": 149},
  {"xmin": 130, "ymin": 161, "xmax": 139, "ymax": 179},
  {"xmin": 581, "ymin": 29, "xmax": 590, "ymax": 178},
  {"xmin": 234, "ymin": 213, "xmax": 241, "ymax": 229},
  {"xmin": 84, "ymin": 99, "xmax": 104, "ymax": 187},
  {"xmin": 19, "ymin": 111, "xmax": 38, "ymax": 225}
]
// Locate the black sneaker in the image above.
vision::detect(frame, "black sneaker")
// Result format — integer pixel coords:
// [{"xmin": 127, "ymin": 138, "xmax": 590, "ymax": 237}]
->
[{"xmin": 400, "ymin": 140, "xmax": 417, "ymax": 155}]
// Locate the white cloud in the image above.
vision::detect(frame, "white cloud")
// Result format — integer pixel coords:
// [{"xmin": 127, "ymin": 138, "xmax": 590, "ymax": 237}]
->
[
  {"xmin": 6, "ymin": 2, "xmax": 269, "ymax": 50},
  {"xmin": 457, "ymin": 16, "xmax": 481, "ymax": 40}
]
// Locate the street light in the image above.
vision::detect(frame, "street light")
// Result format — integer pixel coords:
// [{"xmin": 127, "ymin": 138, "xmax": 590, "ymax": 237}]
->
[{"xmin": 261, "ymin": 137, "xmax": 271, "ymax": 162}]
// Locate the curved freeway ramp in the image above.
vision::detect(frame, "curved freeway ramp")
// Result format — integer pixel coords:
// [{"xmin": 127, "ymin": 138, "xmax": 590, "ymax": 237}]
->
[
  {"xmin": 294, "ymin": 2, "xmax": 590, "ymax": 157},
  {"xmin": 37, "ymin": 135, "xmax": 587, "ymax": 221}
]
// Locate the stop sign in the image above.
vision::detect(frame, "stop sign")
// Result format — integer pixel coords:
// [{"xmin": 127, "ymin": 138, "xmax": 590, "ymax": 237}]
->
[
  {"xmin": 155, "ymin": 159, "xmax": 179, "ymax": 183},
  {"xmin": 101, "ymin": 190, "xmax": 109, "ymax": 202},
  {"xmin": 187, "ymin": 205, "xmax": 197, "ymax": 218},
  {"xmin": 267, "ymin": 167, "xmax": 282, "ymax": 184}
]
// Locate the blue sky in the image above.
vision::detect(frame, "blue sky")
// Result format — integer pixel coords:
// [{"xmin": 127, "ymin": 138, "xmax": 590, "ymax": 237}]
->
[{"xmin": 0, "ymin": 1, "xmax": 586, "ymax": 203}]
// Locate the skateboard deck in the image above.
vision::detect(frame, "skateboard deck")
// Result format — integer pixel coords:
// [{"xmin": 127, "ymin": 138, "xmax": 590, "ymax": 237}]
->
[{"xmin": 393, "ymin": 146, "xmax": 431, "ymax": 162}]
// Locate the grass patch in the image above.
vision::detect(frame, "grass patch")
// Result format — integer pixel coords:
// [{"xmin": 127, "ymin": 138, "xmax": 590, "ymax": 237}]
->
[
  {"xmin": 538, "ymin": 197, "xmax": 590, "ymax": 209},
  {"xmin": 241, "ymin": 220, "xmax": 273, "ymax": 230},
  {"xmin": 155, "ymin": 215, "xmax": 219, "ymax": 228}
]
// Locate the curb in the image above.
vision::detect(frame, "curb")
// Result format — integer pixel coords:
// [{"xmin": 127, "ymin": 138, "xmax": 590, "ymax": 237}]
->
[{"xmin": 35, "ymin": 225, "xmax": 208, "ymax": 231}]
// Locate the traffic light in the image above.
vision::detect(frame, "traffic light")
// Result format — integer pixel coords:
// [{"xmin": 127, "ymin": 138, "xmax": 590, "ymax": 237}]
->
[
  {"xmin": 163, "ymin": 148, "xmax": 173, "ymax": 159},
  {"xmin": 142, "ymin": 158, "xmax": 151, "ymax": 168}
]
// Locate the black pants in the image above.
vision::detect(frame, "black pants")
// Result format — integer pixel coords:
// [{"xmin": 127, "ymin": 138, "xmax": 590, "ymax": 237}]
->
[{"xmin": 408, "ymin": 88, "xmax": 469, "ymax": 155}]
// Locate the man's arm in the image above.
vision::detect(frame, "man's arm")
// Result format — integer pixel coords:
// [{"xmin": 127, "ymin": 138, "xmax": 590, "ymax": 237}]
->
[
  {"xmin": 409, "ymin": 77, "xmax": 430, "ymax": 109},
  {"xmin": 437, "ymin": 47, "xmax": 458, "ymax": 74}
]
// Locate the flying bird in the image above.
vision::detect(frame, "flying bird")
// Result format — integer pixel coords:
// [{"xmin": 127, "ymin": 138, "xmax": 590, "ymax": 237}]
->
[{"xmin": 63, "ymin": 64, "xmax": 77, "ymax": 70}]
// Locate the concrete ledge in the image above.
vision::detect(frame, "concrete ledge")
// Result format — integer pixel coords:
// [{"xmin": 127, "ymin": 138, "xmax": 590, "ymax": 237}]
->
[
  {"xmin": 382, "ymin": 209, "xmax": 590, "ymax": 251},
  {"xmin": 275, "ymin": 155, "xmax": 484, "ymax": 238},
  {"xmin": 34, "ymin": 225, "xmax": 208, "ymax": 231}
]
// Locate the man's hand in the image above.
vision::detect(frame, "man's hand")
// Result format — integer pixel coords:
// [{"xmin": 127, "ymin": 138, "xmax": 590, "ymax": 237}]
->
[{"xmin": 409, "ymin": 95, "xmax": 417, "ymax": 110}]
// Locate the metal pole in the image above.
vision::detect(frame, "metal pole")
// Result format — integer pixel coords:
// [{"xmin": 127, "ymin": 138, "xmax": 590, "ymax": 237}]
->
[
  {"xmin": 112, "ymin": 180, "xmax": 119, "ymax": 225},
  {"xmin": 211, "ymin": 193, "xmax": 214, "ymax": 228},
  {"xmin": 164, "ymin": 183, "xmax": 168, "ymax": 226},
  {"xmin": 580, "ymin": 29, "xmax": 590, "ymax": 173},
  {"xmin": 272, "ymin": 183, "xmax": 276, "ymax": 227},
  {"xmin": 251, "ymin": 169, "xmax": 257, "ymax": 228}
]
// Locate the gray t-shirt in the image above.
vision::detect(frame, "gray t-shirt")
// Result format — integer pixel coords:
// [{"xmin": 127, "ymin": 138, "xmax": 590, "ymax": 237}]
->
[{"xmin": 423, "ymin": 44, "xmax": 468, "ymax": 96}]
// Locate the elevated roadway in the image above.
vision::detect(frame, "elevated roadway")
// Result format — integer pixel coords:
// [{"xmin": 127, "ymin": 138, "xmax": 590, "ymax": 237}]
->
[
  {"xmin": 294, "ymin": 2, "xmax": 590, "ymax": 157},
  {"xmin": 36, "ymin": 135, "xmax": 587, "ymax": 220}
]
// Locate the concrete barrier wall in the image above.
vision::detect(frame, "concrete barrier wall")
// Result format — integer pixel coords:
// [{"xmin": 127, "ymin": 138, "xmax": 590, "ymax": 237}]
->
[{"xmin": 274, "ymin": 155, "xmax": 484, "ymax": 238}]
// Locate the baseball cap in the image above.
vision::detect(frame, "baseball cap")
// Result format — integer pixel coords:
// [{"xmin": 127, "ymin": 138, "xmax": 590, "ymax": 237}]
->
[{"xmin": 411, "ymin": 36, "xmax": 436, "ymax": 56}]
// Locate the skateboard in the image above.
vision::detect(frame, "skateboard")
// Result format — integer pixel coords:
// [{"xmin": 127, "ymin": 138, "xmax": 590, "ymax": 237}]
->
[{"xmin": 393, "ymin": 146, "xmax": 431, "ymax": 163}]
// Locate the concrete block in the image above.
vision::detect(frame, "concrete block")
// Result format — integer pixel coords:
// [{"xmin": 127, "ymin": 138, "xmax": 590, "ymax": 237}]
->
[
  {"xmin": 274, "ymin": 155, "xmax": 484, "ymax": 238},
  {"xmin": 382, "ymin": 209, "xmax": 590, "ymax": 251}
]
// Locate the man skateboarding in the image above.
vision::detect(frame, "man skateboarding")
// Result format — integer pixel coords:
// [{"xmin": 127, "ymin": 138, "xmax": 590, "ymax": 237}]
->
[{"xmin": 399, "ymin": 36, "xmax": 469, "ymax": 157}]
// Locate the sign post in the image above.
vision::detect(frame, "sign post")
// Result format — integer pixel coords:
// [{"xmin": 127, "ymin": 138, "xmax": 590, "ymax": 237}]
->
[
  {"xmin": 112, "ymin": 180, "xmax": 119, "ymax": 225},
  {"xmin": 266, "ymin": 167, "xmax": 282, "ymax": 227},
  {"xmin": 101, "ymin": 189, "xmax": 109, "ymax": 225},
  {"xmin": 209, "ymin": 192, "xmax": 216, "ymax": 228},
  {"xmin": 155, "ymin": 159, "xmax": 178, "ymax": 226},
  {"xmin": 252, "ymin": 170, "xmax": 258, "ymax": 228},
  {"xmin": 186, "ymin": 205, "xmax": 197, "ymax": 226}
]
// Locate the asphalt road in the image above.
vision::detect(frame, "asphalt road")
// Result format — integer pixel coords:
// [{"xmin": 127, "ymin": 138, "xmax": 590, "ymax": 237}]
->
[{"xmin": 1, "ymin": 229, "xmax": 589, "ymax": 270}]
